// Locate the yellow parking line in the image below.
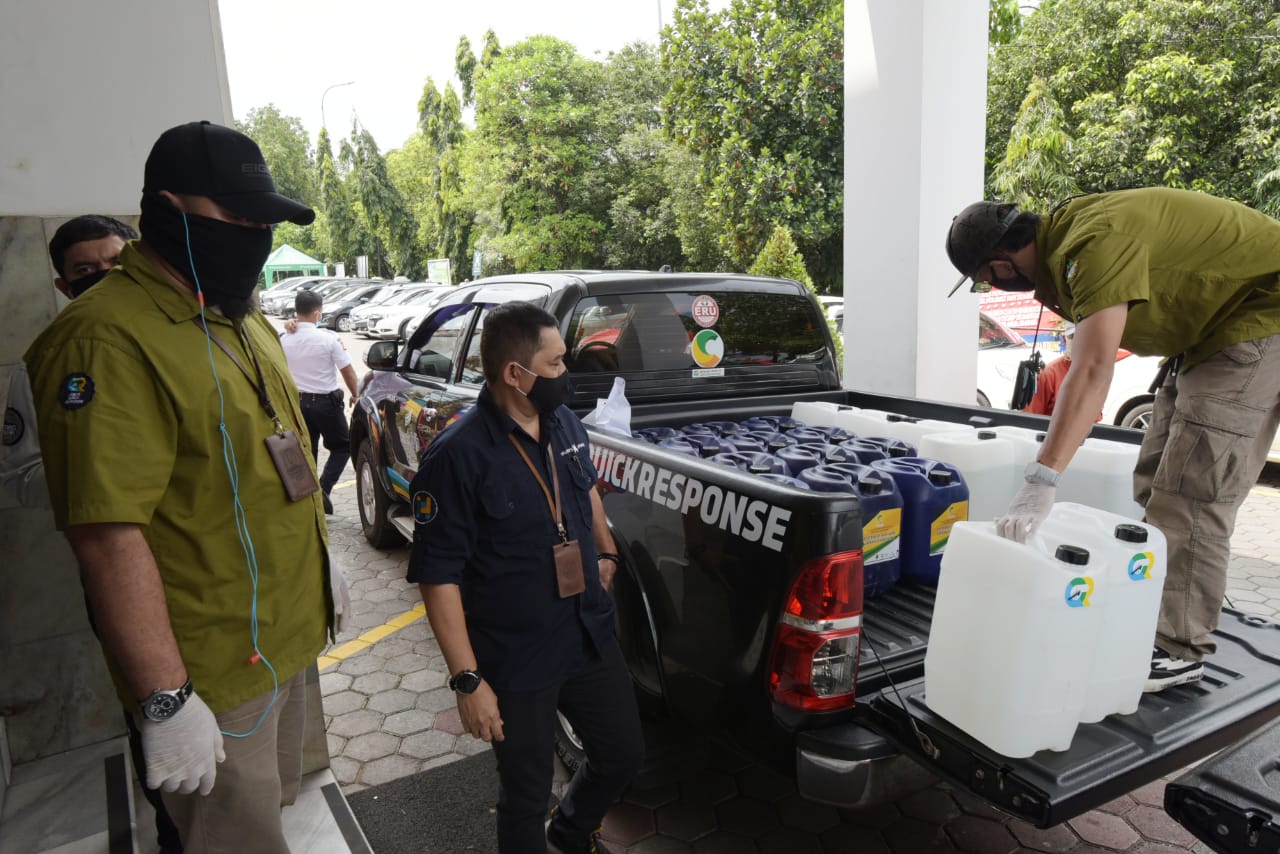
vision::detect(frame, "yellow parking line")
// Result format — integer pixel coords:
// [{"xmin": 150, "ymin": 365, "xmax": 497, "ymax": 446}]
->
[
  {"xmin": 1251, "ymin": 484, "xmax": 1280, "ymax": 497},
  {"xmin": 334, "ymin": 480, "xmax": 357, "ymax": 491},
  {"xmin": 317, "ymin": 603, "xmax": 426, "ymax": 672}
]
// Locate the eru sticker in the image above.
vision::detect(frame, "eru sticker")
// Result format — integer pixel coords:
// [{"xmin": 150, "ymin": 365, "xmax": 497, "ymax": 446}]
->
[
  {"xmin": 413, "ymin": 491, "xmax": 438, "ymax": 524},
  {"xmin": 59, "ymin": 373, "xmax": 95, "ymax": 410}
]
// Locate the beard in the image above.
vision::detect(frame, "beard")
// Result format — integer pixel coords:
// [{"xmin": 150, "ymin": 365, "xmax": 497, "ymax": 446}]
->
[
  {"xmin": 216, "ymin": 296, "xmax": 256, "ymax": 320},
  {"xmin": 993, "ymin": 270, "xmax": 1037, "ymax": 292}
]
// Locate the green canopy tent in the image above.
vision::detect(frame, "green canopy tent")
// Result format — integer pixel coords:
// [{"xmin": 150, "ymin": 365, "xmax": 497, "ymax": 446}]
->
[{"xmin": 263, "ymin": 244, "xmax": 325, "ymax": 285}]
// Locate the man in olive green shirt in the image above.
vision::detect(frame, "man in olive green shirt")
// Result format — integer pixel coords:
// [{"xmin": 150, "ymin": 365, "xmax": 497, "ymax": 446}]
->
[
  {"xmin": 946, "ymin": 187, "xmax": 1280, "ymax": 693},
  {"xmin": 25, "ymin": 122, "xmax": 331, "ymax": 854}
]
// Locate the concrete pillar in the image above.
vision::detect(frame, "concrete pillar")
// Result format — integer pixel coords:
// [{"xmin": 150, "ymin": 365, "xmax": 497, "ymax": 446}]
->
[
  {"xmin": 842, "ymin": 0, "xmax": 989, "ymax": 403},
  {"xmin": 0, "ymin": 0, "xmax": 232, "ymax": 767}
]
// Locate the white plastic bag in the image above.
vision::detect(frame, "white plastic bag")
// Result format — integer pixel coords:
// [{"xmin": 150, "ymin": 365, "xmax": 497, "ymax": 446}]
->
[{"xmin": 581, "ymin": 377, "xmax": 632, "ymax": 437}]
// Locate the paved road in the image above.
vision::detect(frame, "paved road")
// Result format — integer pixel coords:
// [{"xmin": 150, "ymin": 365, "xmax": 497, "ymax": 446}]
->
[{"xmin": 280, "ymin": 318, "xmax": 1278, "ymax": 852}]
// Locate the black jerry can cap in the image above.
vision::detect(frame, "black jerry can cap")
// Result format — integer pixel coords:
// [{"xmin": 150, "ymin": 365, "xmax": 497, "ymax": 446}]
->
[
  {"xmin": 977, "ymin": 430, "xmax": 997, "ymax": 439},
  {"xmin": 927, "ymin": 468, "xmax": 953, "ymax": 485},
  {"xmin": 858, "ymin": 474, "xmax": 883, "ymax": 495},
  {"xmin": 1055, "ymin": 544, "xmax": 1090, "ymax": 565},
  {"xmin": 1115, "ymin": 523, "xmax": 1149, "ymax": 543}
]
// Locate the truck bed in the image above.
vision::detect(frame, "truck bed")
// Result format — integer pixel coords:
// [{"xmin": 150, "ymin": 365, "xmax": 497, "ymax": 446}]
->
[{"xmin": 862, "ymin": 609, "xmax": 1280, "ymax": 827}]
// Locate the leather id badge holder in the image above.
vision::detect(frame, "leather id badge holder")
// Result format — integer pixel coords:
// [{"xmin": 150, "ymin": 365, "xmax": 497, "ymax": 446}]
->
[
  {"xmin": 264, "ymin": 431, "xmax": 321, "ymax": 502},
  {"xmin": 553, "ymin": 540, "xmax": 586, "ymax": 598}
]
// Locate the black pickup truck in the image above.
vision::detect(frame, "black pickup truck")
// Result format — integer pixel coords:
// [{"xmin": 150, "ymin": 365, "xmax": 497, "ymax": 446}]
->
[{"xmin": 350, "ymin": 270, "xmax": 1280, "ymax": 827}]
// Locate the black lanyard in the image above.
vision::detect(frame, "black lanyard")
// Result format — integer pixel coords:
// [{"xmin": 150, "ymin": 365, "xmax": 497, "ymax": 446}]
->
[{"xmin": 192, "ymin": 316, "xmax": 284, "ymax": 432}]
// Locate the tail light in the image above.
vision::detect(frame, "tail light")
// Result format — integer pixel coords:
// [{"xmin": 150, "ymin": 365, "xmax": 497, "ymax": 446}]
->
[{"xmin": 768, "ymin": 551, "xmax": 864, "ymax": 712}]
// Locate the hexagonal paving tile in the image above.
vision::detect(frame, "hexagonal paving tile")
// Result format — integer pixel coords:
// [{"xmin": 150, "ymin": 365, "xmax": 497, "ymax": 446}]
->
[
  {"xmin": 344, "ymin": 731, "xmax": 400, "ymax": 763},
  {"xmin": 757, "ymin": 825, "xmax": 822, "ymax": 854},
  {"xmin": 715, "ymin": 796, "xmax": 779, "ymax": 837},
  {"xmin": 945, "ymin": 814, "xmax": 1018, "ymax": 853},
  {"xmin": 820, "ymin": 824, "xmax": 892, "ymax": 854},
  {"xmin": 337, "ymin": 653, "xmax": 386, "ymax": 677},
  {"xmin": 400, "ymin": 729, "xmax": 458, "ymax": 760},
  {"xmin": 690, "ymin": 831, "xmax": 754, "ymax": 853},
  {"xmin": 678, "ymin": 768, "xmax": 738, "ymax": 806},
  {"xmin": 880, "ymin": 816, "xmax": 961, "ymax": 853},
  {"xmin": 383, "ymin": 709, "xmax": 436, "ymax": 736},
  {"xmin": 656, "ymin": 799, "xmax": 719, "ymax": 842},
  {"xmin": 384, "ymin": 652, "xmax": 435, "ymax": 675},
  {"xmin": 734, "ymin": 765, "xmax": 796, "ymax": 803},
  {"xmin": 328, "ymin": 709, "xmax": 384, "ymax": 738},
  {"xmin": 1008, "ymin": 818, "xmax": 1080, "ymax": 852},
  {"xmin": 366, "ymin": 688, "xmax": 417, "ymax": 715},
  {"xmin": 776, "ymin": 793, "xmax": 841, "ymax": 834},
  {"xmin": 320, "ymin": 690, "xmax": 366, "ymax": 716},
  {"xmin": 1126, "ymin": 804, "xmax": 1199, "ymax": 846},
  {"xmin": 329, "ymin": 755, "xmax": 359, "ymax": 785},
  {"xmin": 454, "ymin": 735, "xmax": 493, "ymax": 756},
  {"xmin": 434, "ymin": 707, "xmax": 466, "ymax": 735},
  {"xmin": 400, "ymin": 669, "xmax": 447, "ymax": 693},
  {"xmin": 416, "ymin": 686, "xmax": 458, "ymax": 712},
  {"xmin": 319, "ymin": 671, "xmax": 353, "ymax": 694},
  {"xmin": 358, "ymin": 753, "xmax": 423, "ymax": 786},
  {"xmin": 629, "ymin": 837, "xmax": 690, "ymax": 853},
  {"xmin": 368, "ymin": 637, "xmax": 414, "ymax": 659},
  {"xmin": 625, "ymin": 781, "xmax": 682, "ymax": 810},
  {"xmin": 1068, "ymin": 810, "xmax": 1141, "ymax": 850},
  {"xmin": 601, "ymin": 801, "xmax": 657, "ymax": 846},
  {"xmin": 899, "ymin": 787, "xmax": 962, "ymax": 824},
  {"xmin": 351, "ymin": 670, "xmax": 400, "ymax": 695}
]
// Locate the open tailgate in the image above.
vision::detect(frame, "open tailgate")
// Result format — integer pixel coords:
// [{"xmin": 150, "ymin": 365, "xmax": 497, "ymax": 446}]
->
[
  {"xmin": 862, "ymin": 609, "xmax": 1280, "ymax": 828},
  {"xmin": 1165, "ymin": 717, "xmax": 1280, "ymax": 854}
]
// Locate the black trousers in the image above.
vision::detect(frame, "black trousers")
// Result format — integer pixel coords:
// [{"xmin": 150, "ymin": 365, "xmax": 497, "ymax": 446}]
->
[
  {"xmin": 490, "ymin": 634, "xmax": 644, "ymax": 853},
  {"xmin": 299, "ymin": 392, "xmax": 351, "ymax": 493}
]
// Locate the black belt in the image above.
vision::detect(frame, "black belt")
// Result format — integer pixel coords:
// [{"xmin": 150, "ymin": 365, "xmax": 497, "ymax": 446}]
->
[{"xmin": 300, "ymin": 390, "xmax": 341, "ymax": 400}]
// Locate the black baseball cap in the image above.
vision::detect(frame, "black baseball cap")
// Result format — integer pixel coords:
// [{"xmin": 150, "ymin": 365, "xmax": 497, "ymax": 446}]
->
[
  {"xmin": 142, "ymin": 121, "xmax": 315, "ymax": 226},
  {"xmin": 945, "ymin": 201, "xmax": 1019, "ymax": 297}
]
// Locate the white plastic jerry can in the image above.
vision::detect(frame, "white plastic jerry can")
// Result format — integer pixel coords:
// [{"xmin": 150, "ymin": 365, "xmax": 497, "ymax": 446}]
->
[
  {"xmin": 925, "ymin": 522, "xmax": 1099, "ymax": 758},
  {"xmin": 791, "ymin": 400, "xmax": 855, "ymax": 429},
  {"xmin": 1057, "ymin": 438, "xmax": 1145, "ymax": 520},
  {"xmin": 1038, "ymin": 502, "xmax": 1167, "ymax": 721},
  {"xmin": 917, "ymin": 430, "xmax": 1019, "ymax": 523}
]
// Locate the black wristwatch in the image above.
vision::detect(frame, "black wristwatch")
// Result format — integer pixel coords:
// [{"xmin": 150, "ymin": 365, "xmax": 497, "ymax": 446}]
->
[
  {"xmin": 448, "ymin": 669, "xmax": 483, "ymax": 694},
  {"xmin": 140, "ymin": 680, "xmax": 194, "ymax": 722}
]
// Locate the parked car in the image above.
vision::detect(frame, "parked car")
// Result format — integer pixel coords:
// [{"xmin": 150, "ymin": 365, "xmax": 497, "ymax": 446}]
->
[
  {"xmin": 279, "ymin": 279, "xmax": 379, "ymax": 319},
  {"xmin": 318, "ymin": 284, "xmax": 386, "ymax": 331},
  {"xmin": 259, "ymin": 275, "xmax": 332, "ymax": 315},
  {"xmin": 368, "ymin": 285, "xmax": 454, "ymax": 340},
  {"xmin": 350, "ymin": 286, "xmax": 430, "ymax": 333}
]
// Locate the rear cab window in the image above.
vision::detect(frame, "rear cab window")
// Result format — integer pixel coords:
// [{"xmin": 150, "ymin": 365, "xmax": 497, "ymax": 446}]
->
[{"xmin": 564, "ymin": 290, "xmax": 829, "ymax": 373}]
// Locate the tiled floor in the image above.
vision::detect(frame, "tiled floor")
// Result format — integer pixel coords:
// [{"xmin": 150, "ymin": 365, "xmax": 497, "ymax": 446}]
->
[{"xmin": 321, "ymin": 447, "xmax": 1280, "ymax": 853}]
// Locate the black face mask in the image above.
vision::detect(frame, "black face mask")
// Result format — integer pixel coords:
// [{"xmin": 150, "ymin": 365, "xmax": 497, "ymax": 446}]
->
[
  {"xmin": 140, "ymin": 193, "xmax": 272, "ymax": 316},
  {"xmin": 991, "ymin": 267, "xmax": 1037, "ymax": 292},
  {"xmin": 66, "ymin": 268, "xmax": 110, "ymax": 298},
  {"xmin": 517, "ymin": 365, "xmax": 573, "ymax": 414}
]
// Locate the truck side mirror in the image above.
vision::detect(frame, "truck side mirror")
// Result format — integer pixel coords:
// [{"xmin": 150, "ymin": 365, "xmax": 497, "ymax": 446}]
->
[{"xmin": 366, "ymin": 340, "xmax": 399, "ymax": 371}]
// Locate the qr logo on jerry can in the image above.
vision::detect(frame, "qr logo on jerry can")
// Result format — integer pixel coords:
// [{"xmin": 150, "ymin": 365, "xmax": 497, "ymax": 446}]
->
[
  {"xmin": 1127, "ymin": 551, "xmax": 1155, "ymax": 581},
  {"xmin": 1065, "ymin": 576, "xmax": 1095, "ymax": 608}
]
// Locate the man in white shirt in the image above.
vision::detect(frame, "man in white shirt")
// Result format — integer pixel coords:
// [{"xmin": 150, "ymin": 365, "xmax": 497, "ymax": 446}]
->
[{"xmin": 281, "ymin": 289, "xmax": 359, "ymax": 514}]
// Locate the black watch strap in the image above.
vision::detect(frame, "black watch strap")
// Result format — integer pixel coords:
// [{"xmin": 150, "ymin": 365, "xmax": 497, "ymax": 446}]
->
[{"xmin": 448, "ymin": 669, "xmax": 482, "ymax": 694}]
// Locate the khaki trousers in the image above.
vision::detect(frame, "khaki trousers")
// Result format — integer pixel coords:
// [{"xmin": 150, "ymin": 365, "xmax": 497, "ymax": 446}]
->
[
  {"xmin": 1134, "ymin": 333, "xmax": 1280, "ymax": 661},
  {"xmin": 159, "ymin": 669, "xmax": 307, "ymax": 854}
]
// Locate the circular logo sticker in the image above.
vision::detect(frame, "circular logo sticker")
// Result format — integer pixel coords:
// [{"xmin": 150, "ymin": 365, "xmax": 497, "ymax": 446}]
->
[
  {"xmin": 691, "ymin": 295, "xmax": 720, "ymax": 328},
  {"xmin": 691, "ymin": 329, "xmax": 725, "ymax": 368},
  {"xmin": 3, "ymin": 406, "xmax": 24, "ymax": 446},
  {"xmin": 59, "ymin": 373, "xmax": 95, "ymax": 410},
  {"xmin": 413, "ymin": 491, "xmax": 439, "ymax": 524}
]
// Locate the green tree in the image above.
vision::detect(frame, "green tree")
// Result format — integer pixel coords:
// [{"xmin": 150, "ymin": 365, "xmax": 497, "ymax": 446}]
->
[
  {"xmin": 748, "ymin": 225, "xmax": 840, "ymax": 363},
  {"xmin": 990, "ymin": 76, "xmax": 1080, "ymax": 212},
  {"xmin": 988, "ymin": 0, "xmax": 1023, "ymax": 47},
  {"xmin": 456, "ymin": 35, "xmax": 478, "ymax": 106},
  {"xmin": 663, "ymin": 0, "xmax": 843, "ymax": 286},
  {"xmin": 987, "ymin": 0, "xmax": 1280, "ymax": 205},
  {"xmin": 468, "ymin": 36, "xmax": 609, "ymax": 270},
  {"xmin": 236, "ymin": 105, "xmax": 322, "ymax": 256},
  {"xmin": 339, "ymin": 122, "xmax": 421, "ymax": 278},
  {"xmin": 236, "ymin": 104, "xmax": 318, "ymax": 208},
  {"xmin": 316, "ymin": 127, "xmax": 368, "ymax": 272}
]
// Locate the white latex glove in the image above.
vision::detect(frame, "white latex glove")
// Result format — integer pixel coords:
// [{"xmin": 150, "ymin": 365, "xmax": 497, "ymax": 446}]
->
[
  {"xmin": 330, "ymin": 562, "xmax": 352, "ymax": 634},
  {"xmin": 141, "ymin": 692, "xmax": 225, "ymax": 796},
  {"xmin": 995, "ymin": 481, "xmax": 1056, "ymax": 543}
]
